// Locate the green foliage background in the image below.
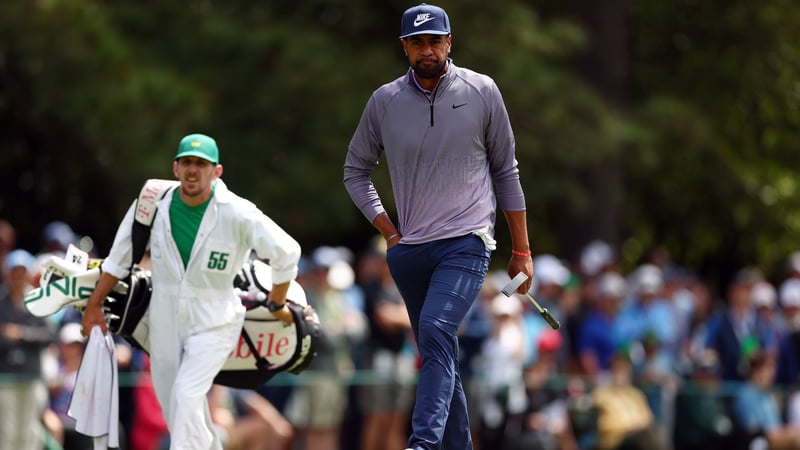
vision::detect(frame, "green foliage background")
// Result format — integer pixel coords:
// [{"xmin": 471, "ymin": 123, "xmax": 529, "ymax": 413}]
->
[{"xmin": 1, "ymin": 0, "xmax": 799, "ymax": 293}]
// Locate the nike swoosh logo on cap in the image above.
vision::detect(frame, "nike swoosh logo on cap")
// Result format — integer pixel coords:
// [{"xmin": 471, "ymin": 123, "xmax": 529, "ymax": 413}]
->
[{"xmin": 414, "ymin": 16, "xmax": 436, "ymax": 27}]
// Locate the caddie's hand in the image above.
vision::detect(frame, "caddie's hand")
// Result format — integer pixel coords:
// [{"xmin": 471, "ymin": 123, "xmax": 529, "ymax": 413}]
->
[
  {"xmin": 271, "ymin": 303, "xmax": 294, "ymax": 325},
  {"xmin": 508, "ymin": 253, "xmax": 534, "ymax": 294},
  {"xmin": 81, "ymin": 304, "xmax": 108, "ymax": 336}
]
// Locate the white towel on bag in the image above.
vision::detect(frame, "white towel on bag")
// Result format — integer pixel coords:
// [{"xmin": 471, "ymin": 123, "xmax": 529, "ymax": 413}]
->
[{"xmin": 68, "ymin": 325, "xmax": 120, "ymax": 449}]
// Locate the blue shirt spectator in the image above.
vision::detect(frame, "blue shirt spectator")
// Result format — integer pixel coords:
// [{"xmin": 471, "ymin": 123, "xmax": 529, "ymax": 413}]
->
[{"xmin": 578, "ymin": 272, "xmax": 626, "ymax": 376}]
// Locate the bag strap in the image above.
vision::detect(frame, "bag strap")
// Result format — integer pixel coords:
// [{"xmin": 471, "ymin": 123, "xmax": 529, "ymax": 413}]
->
[
  {"xmin": 240, "ymin": 328, "xmax": 273, "ymax": 370},
  {"xmin": 131, "ymin": 179, "xmax": 179, "ymax": 269}
]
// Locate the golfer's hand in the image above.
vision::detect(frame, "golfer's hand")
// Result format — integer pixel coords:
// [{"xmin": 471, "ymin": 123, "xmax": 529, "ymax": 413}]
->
[
  {"xmin": 387, "ymin": 232, "xmax": 402, "ymax": 250},
  {"xmin": 81, "ymin": 303, "xmax": 108, "ymax": 336},
  {"xmin": 509, "ymin": 254, "xmax": 534, "ymax": 294}
]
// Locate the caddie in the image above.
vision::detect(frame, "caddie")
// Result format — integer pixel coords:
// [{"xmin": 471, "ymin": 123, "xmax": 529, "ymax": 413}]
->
[{"xmin": 82, "ymin": 133, "xmax": 302, "ymax": 449}]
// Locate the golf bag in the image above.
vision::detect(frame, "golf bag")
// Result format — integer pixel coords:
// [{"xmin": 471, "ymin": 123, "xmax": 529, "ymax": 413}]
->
[{"xmin": 25, "ymin": 251, "xmax": 320, "ymax": 389}]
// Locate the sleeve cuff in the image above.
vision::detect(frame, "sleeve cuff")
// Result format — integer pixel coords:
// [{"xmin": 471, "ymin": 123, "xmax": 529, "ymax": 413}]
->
[
  {"xmin": 101, "ymin": 259, "xmax": 130, "ymax": 280},
  {"xmin": 271, "ymin": 267, "xmax": 299, "ymax": 286}
]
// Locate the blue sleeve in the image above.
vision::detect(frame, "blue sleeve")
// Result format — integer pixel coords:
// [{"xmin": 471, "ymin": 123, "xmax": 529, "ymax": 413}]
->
[
  {"xmin": 704, "ymin": 313, "xmax": 721, "ymax": 348},
  {"xmin": 733, "ymin": 388, "xmax": 760, "ymax": 431},
  {"xmin": 763, "ymin": 396, "xmax": 782, "ymax": 432},
  {"xmin": 776, "ymin": 335, "xmax": 798, "ymax": 386}
]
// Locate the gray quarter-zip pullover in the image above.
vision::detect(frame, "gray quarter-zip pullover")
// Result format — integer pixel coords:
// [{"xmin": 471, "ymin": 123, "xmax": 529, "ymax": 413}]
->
[{"xmin": 344, "ymin": 60, "xmax": 526, "ymax": 244}]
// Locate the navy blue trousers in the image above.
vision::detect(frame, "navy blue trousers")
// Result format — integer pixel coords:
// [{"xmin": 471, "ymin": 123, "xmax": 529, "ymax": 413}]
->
[{"xmin": 386, "ymin": 234, "xmax": 491, "ymax": 450}]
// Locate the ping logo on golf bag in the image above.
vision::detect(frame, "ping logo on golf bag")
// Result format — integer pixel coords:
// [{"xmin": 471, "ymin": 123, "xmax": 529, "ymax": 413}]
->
[{"xmin": 24, "ymin": 275, "xmax": 94, "ymax": 305}]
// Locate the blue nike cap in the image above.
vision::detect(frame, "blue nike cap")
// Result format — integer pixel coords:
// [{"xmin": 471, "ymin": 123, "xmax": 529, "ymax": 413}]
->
[{"xmin": 399, "ymin": 3, "xmax": 451, "ymax": 39}]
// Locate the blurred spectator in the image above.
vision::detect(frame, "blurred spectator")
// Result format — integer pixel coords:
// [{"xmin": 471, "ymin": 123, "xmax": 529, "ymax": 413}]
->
[
  {"xmin": 505, "ymin": 329, "xmax": 579, "ymax": 450},
  {"xmin": 777, "ymin": 279, "xmax": 800, "ymax": 386},
  {"xmin": 732, "ymin": 350, "xmax": 800, "ymax": 449},
  {"xmin": 591, "ymin": 352, "xmax": 667, "ymax": 450},
  {"xmin": 706, "ymin": 267, "xmax": 764, "ymax": 381},
  {"xmin": 531, "ymin": 255, "xmax": 571, "ymax": 318},
  {"xmin": 783, "ymin": 252, "xmax": 800, "ymax": 285},
  {"xmin": 615, "ymin": 264, "xmax": 679, "ymax": 374},
  {"xmin": 786, "ymin": 389, "xmax": 800, "ymax": 439},
  {"xmin": 644, "ymin": 245, "xmax": 681, "ymax": 283},
  {"xmin": 128, "ymin": 355, "xmax": 169, "ymax": 450},
  {"xmin": 663, "ymin": 269, "xmax": 696, "ymax": 356},
  {"xmin": 576, "ymin": 241, "xmax": 617, "ymax": 330},
  {"xmin": 578, "ymin": 240, "xmax": 616, "ymax": 281},
  {"xmin": 285, "ymin": 246, "xmax": 366, "ymax": 450},
  {"xmin": 525, "ymin": 255, "xmax": 571, "ymax": 368},
  {"xmin": 477, "ymin": 293, "xmax": 527, "ymax": 449},
  {"xmin": 635, "ymin": 267, "xmax": 689, "ymax": 443},
  {"xmin": 636, "ymin": 328, "xmax": 681, "ymax": 446},
  {"xmin": 751, "ymin": 280, "xmax": 785, "ymax": 353},
  {"xmin": 460, "ymin": 271, "xmax": 500, "ymax": 450},
  {"xmin": 578, "ymin": 271, "xmax": 626, "ymax": 381},
  {"xmin": 672, "ymin": 349, "xmax": 733, "ymax": 450},
  {"xmin": 41, "ymin": 221, "xmax": 79, "ymax": 257},
  {"xmin": 356, "ymin": 239, "xmax": 415, "ymax": 450},
  {"xmin": 0, "ymin": 219, "xmax": 16, "ymax": 275},
  {"xmin": 0, "ymin": 249, "xmax": 57, "ymax": 450},
  {"xmin": 225, "ymin": 387, "xmax": 295, "ymax": 450},
  {"xmin": 208, "ymin": 384, "xmax": 237, "ymax": 449},
  {"xmin": 48, "ymin": 322, "xmax": 93, "ymax": 450},
  {"xmin": 683, "ymin": 278, "xmax": 718, "ymax": 373}
]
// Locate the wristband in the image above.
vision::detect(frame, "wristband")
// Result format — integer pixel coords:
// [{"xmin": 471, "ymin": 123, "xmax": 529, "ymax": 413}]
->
[
  {"xmin": 265, "ymin": 300, "xmax": 286, "ymax": 313},
  {"xmin": 511, "ymin": 249, "xmax": 531, "ymax": 257},
  {"xmin": 386, "ymin": 233, "xmax": 400, "ymax": 241}
]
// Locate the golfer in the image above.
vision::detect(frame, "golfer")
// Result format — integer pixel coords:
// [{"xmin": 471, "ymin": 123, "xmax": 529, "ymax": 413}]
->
[{"xmin": 343, "ymin": 4, "xmax": 533, "ymax": 449}]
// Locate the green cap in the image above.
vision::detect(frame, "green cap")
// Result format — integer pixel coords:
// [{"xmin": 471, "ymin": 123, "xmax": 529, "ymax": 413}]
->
[{"xmin": 175, "ymin": 133, "xmax": 219, "ymax": 164}]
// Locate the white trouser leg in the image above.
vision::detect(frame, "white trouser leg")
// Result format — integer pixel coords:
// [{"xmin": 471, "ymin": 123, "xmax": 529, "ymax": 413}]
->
[{"xmin": 168, "ymin": 322, "xmax": 241, "ymax": 450}]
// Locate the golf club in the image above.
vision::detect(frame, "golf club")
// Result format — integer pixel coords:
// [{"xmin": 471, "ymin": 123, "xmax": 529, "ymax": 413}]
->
[{"xmin": 501, "ymin": 272, "xmax": 560, "ymax": 330}]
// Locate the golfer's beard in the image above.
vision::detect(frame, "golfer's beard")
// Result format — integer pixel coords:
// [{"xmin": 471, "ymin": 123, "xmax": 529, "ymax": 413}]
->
[{"xmin": 413, "ymin": 59, "xmax": 446, "ymax": 79}]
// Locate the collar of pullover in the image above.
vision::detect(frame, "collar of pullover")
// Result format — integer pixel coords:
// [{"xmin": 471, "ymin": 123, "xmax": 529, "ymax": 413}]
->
[{"xmin": 407, "ymin": 58, "xmax": 455, "ymax": 96}]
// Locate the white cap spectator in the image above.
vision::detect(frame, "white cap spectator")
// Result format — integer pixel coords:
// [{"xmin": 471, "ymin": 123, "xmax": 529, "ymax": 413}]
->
[
  {"xmin": 533, "ymin": 254, "xmax": 570, "ymax": 287},
  {"xmin": 789, "ymin": 252, "xmax": 800, "ymax": 273},
  {"xmin": 59, "ymin": 322, "xmax": 86, "ymax": 344},
  {"xmin": 597, "ymin": 271, "xmax": 626, "ymax": 299},
  {"xmin": 780, "ymin": 279, "xmax": 800, "ymax": 308},
  {"xmin": 42, "ymin": 221, "xmax": 78, "ymax": 253},
  {"xmin": 327, "ymin": 260, "xmax": 355, "ymax": 291},
  {"xmin": 580, "ymin": 240, "xmax": 614, "ymax": 278},
  {"xmin": 630, "ymin": 264, "xmax": 664, "ymax": 296},
  {"xmin": 491, "ymin": 293, "xmax": 522, "ymax": 316},
  {"xmin": 311, "ymin": 245, "xmax": 353, "ymax": 268},
  {"xmin": 311, "ymin": 246, "xmax": 356, "ymax": 290},
  {"xmin": 6, "ymin": 248, "xmax": 35, "ymax": 273},
  {"xmin": 751, "ymin": 281, "xmax": 777, "ymax": 308}
]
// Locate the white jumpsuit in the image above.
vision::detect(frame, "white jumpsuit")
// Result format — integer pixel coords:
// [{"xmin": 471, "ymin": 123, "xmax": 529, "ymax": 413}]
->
[{"xmin": 101, "ymin": 179, "xmax": 301, "ymax": 449}]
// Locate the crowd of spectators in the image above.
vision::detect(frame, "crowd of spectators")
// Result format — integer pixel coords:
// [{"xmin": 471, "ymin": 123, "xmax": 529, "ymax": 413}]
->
[{"xmin": 5, "ymin": 217, "xmax": 800, "ymax": 450}]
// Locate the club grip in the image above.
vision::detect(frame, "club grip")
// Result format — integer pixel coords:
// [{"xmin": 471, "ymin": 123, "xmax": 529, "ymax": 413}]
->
[{"xmin": 540, "ymin": 308, "xmax": 561, "ymax": 330}]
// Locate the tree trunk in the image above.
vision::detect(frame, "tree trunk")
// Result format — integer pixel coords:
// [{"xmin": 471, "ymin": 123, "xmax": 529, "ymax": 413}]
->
[{"xmin": 560, "ymin": 0, "xmax": 630, "ymax": 264}]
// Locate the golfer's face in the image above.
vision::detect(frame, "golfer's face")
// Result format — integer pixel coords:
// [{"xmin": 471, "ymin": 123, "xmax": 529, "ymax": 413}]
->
[
  {"xmin": 403, "ymin": 34, "xmax": 451, "ymax": 79},
  {"xmin": 174, "ymin": 156, "xmax": 218, "ymax": 199}
]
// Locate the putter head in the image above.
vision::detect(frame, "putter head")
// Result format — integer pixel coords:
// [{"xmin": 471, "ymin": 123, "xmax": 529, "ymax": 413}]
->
[{"xmin": 501, "ymin": 272, "xmax": 529, "ymax": 297}]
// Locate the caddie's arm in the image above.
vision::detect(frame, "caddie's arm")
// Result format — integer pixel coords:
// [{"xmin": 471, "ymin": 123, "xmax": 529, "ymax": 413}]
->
[
  {"xmin": 268, "ymin": 282, "xmax": 293, "ymax": 325},
  {"xmin": 81, "ymin": 271, "xmax": 120, "ymax": 335},
  {"xmin": 504, "ymin": 209, "xmax": 534, "ymax": 294}
]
